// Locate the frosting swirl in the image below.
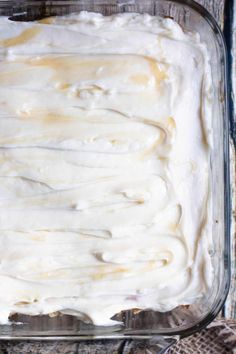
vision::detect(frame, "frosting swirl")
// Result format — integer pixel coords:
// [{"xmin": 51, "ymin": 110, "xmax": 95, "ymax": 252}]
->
[{"xmin": 0, "ymin": 12, "xmax": 212, "ymax": 325}]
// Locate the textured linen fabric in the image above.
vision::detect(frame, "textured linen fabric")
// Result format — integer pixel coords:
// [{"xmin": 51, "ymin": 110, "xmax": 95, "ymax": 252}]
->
[{"xmin": 168, "ymin": 320, "xmax": 236, "ymax": 354}]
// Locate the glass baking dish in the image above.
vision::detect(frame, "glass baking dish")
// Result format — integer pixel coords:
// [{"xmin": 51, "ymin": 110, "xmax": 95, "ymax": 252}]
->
[{"xmin": 0, "ymin": 0, "xmax": 231, "ymax": 349}]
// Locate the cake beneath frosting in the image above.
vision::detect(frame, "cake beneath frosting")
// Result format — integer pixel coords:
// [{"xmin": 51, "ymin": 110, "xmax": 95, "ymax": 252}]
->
[{"xmin": 0, "ymin": 12, "xmax": 213, "ymax": 325}]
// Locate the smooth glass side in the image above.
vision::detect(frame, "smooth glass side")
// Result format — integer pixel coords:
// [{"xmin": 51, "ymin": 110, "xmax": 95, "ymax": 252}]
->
[{"xmin": 0, "ymin": 0, "xmax": 230, "ymax": 339}]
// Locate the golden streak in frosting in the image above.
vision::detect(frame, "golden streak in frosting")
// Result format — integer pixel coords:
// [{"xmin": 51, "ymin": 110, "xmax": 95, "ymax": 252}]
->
[{"xmin": 0, "ymin": 12, "xmax": 213, "ymax": 325}]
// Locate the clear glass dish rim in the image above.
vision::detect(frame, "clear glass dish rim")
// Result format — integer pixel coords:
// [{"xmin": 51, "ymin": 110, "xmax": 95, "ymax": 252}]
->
[{"xmin": 0, "ymin": 0, "xmax": 231, "ymax": 340}]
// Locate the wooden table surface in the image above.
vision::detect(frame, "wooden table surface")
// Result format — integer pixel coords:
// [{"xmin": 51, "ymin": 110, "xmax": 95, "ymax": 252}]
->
[{"xmin": 0, "ymin": 0, "xmax": 235, "ymax": 353}]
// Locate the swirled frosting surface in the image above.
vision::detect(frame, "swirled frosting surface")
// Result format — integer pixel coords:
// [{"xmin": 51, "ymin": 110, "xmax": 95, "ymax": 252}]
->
[{"xmin": 0, "ymin": 12, "xmax": 213, "ymax": 325}]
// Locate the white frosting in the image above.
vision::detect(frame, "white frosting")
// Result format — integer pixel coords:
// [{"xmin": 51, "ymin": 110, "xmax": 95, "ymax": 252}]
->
[{"xmin": 0, "ymin": 12, "xmax": 213, "ymax": 325}]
